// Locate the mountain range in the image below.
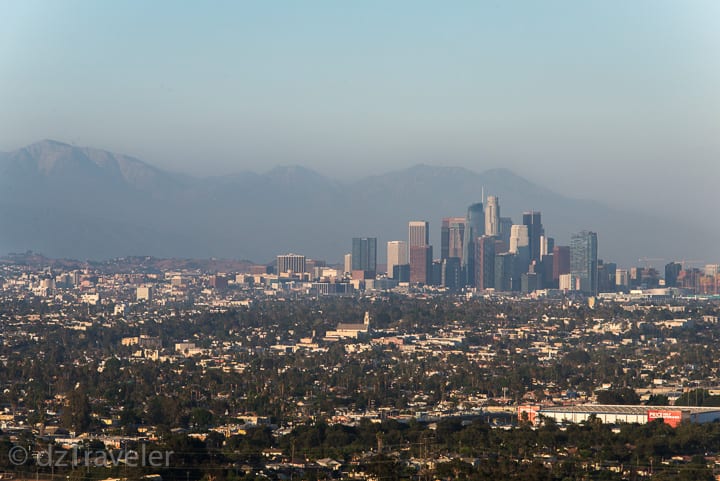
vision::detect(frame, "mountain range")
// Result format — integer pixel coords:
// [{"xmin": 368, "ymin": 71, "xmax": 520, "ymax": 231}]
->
[{"xmin": 0, "ymin": 140, "xmax": 714, "ymax": 267}]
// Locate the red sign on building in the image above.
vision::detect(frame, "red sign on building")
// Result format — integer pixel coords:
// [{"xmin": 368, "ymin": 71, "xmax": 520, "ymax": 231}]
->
[{"xmin": 647, "ymin": 409, "xmax": 686, "ymax": 428}]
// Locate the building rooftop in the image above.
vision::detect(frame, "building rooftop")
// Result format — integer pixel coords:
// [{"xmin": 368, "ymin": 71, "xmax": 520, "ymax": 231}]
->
[{"xmin": 540, "ymin": 404, "xmax": 720, "ymax": 415}]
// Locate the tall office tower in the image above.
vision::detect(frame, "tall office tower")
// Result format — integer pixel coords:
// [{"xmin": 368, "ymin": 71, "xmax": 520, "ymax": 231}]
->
[
  {"xmin": 409, "ymin": 245, "xmax": 433, "ymax": 284},
  {"xmin": 509, "ymin": 224, "xmax": 530, "ymax": 279},
  {"xmin": 616, "ymin": 269, "xmax": 630, "ymax": 290},
  {"xmin": 431, "ymin": 260, "xmax": 443, "ymax": 286},
  {"xmin": 343, "ymin": 253, "xmax": 352, "ymax": 274},
  {"xmin": 509, "ymin": 225, "xmax": 529, "ymax": 254},
  {"xmin": 485, "ymin": 196, "xmax": 500, "ymax": 236},
  {"xmin": 523, "ymin": 211, "xmax": 544, "ymax": 264},
  {"xmin": 552, "ymin": 246, "xmax": 570, "ymax": 282},
  {"xmin": 570, "ymin": 230, "xmax": 598, "ymax": 295},
  {"xmin": 494, "ymin": 253, "xmax": 516, "ymax": 292},
  {"xmin": 463, "ymin": 203, "xmax": 485, "ymax": 286},
  {"xmin": 665, "ymin": 262, "xmax": 682, "ymax": 287},
  {"xmin": 498, "ymin": 217, "xmax": 514, "ymax": 252},
  {"xmin": 474, "ymin": 235, "xmax": 496, "ymax": 290},
  {"xmin": 539, "ymin": 253, "xmax": 555, "ymax": 288},
  {"xmin": 521, "ymin": 272, "xmax": 540, "ymax": 293},
  {"xmin": 540, "ymin": 235, "xmax": 554, "ymax": 260},
  {"xmin": 393, "ymin": 264, "xmax": 411, "ymax": 282},
  {"xmin": 441, "ymin": 257, "xmax": 462, "ymax": 290},
  {"xmin": 387, "ymin": 241, "xmax": 408, "ymax": 279},
  {"xmin": 408, "ymin": 221, "xmax": 429, "ymax": 249},
  {"xmin": 598, "ymin": 261, "xmax": 617, "ymax": 293},
  {"xmin": 441, "ymin": 217, "xmax": 466, "ymax": 260},
  {"xmin": 277, "ymin": 253, "xmax": 306, "ymax": 274},
  {"xmin": 351, "ymin": 237, "xmax": 377, "ymax": 278}
]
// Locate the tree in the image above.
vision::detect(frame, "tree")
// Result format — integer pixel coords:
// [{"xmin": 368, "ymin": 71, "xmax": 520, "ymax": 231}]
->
[{"xmin": 62, "ymin": 387, "xmax": 92, "ymax": 433}]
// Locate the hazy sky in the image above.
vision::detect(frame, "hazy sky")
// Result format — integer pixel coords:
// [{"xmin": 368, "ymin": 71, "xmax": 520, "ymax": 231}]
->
[{"xmin": 1, "ymin": 1, "xmax": 719, "ymax": 222}]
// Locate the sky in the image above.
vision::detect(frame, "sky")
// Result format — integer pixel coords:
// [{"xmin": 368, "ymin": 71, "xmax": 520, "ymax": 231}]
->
[{"xmin": 1, "ymin": 1, "xmax": 719, "ymax": 223}]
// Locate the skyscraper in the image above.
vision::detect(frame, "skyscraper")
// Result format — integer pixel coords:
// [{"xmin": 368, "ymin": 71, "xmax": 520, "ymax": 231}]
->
[
  {"xmin": 540, "ymin": 235, "xmax": 554, "ymax": 260},
  {"xmin": 510, "ymin": 224, "xmax": 531, "ymax": 282},
  {"xmin": 665, "ymin": 262, "xmax": 682, "ymax": 287},
  {"xmin": 463, "ymin": 203, "xmax": 484, "ymax": 286},
  {"xmin": 408, "ymin": 221, "xmax": 429, "ymax": 248},
  {"xmin": 343, "ymin": 253, "xmax": 352, "ymax": 274},
  {"xmin": 387, "ymin": 241, "xmax": 408, "ymax": 279},
  {"xmin": 485, "ymin": 196, "xmax": 500, "ymax": 237},
  {"xmin": 509, "ymin": 225, "xmax": 529, "ymax": 254},
  {"xmin": 277, "ymin": 253, "xmax": 306, "ymax": 274},
  {"xmin": 523, "ymin": 211, "xmax": 544, "ymax": 264},
  {"xmin": 552, "ymin": 246, "xmax": 570, "ymax": 283},
  {"xmin": 494, "ymin": 253, "xmax": 515, "ymax": 292},
  {"xmin": 498, "ymin": 216, "xmax": 514, "ymax": 252},
  {"xmin": 570, "ymin": 231, "xmax": 598, "ymax": 295},
  {"xmin": 352, "ymin": 237, "xmax": 377, "ymax": 278},
  {"xmin": 409, "ymin": 245, "xmax": 432, "ymax": 284},
  {"xmin": 475, "ymin": 235, "xmax": 496, "ymax": 290},
  {"xmin": 441, "ymin": 217, "xmax": 465, "ymax": 261},
  {"xmin": 441, "ymin": 257, "xmax": 462, "ymax": 290}
]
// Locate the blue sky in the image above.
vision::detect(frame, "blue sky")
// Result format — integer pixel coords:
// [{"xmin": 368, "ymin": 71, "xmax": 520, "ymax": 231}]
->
[{"xmin": 1, "ymin": 1, "xmax": 718, "ymax": 220}]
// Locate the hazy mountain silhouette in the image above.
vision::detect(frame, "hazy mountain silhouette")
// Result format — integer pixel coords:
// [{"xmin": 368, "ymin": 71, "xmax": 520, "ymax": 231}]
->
[{"xmin": 0, "ymin": 140, "xmax": 714, "ymax": 266}]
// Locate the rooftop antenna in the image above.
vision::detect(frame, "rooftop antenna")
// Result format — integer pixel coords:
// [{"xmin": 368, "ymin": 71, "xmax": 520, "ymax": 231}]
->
[{"xmin": 482, "ymin": 185, "xmax": 485, "ymax": 203}]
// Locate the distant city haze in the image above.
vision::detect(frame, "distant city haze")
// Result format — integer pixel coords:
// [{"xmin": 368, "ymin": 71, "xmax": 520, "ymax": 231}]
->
[
  {"xmin": 0, "ymin": 140, "xmax": 717, "ymax": 268},
  {"xmin": 0, "ymin": 2, "xmax": 718, "ymax": 260}
]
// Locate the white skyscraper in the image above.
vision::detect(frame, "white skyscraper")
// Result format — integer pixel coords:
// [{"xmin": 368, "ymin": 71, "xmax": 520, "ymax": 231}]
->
[
  {"xmin": 485, "ymin": 196, "xmax": 500, "ymax": 237},
  {"xmin": 408, "ymin": 221, "xmax": 429, "ymax": 248},
  {"xmin": 387, "ymin": 241, "xmax": 408, "ymax": 278},
  {"xmin": 509, "ymin": 225, "xmax": 529, "ymax": 254},
  {"xmin": 343, "ymin": 253, "xmax": 352, "ymax": 274}
]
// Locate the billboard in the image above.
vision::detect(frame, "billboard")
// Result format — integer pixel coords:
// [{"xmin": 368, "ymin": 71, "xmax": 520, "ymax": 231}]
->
[
  {"xmin": 647, "ymin": 409, "xmax": 687, "ymax": 428},
  {"xmin": 518, "ymin": 405, "xmax": 540, "ymax": 424}
]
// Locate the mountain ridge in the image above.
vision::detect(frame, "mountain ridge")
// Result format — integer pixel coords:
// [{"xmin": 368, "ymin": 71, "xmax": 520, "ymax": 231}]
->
[{"xmin": 0, "ymin": 140, "xmax": 714, "ymax": 265}]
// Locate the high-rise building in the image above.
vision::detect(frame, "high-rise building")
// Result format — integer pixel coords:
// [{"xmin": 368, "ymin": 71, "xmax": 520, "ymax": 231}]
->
[
  {"xmin": 498, "ymin": 217, "xmax": 513, "ymax": 252},
  {"xmin": 463, "ymin": 203, "xmax": 484, "ymax": 286},
  {"xmin": 521, "ymin": 272, "xmax": 541, "ymax": 293},
  {"xmin": 431, "ymin": 260, "xmax": 442, "ymax": 286},
  {"xmin": 665, "ymin": 262, "xmax": 682, "ymax": 287},
  {"xmin": 136, "ymin": 285, "xmax": 153, "ymax": 302},
  {"xmin": 277, "ymin": 253, "xmax": 306, "ymax": 274},
  {"xmin": 409, "ymin": 245, "xmax": 433, "ymax": 284},
  {"xmin": 494, "ymin": 253, "xmax": 515, "ymax": 292},
  {"xmin": 387, "ymin": 241, "xmax": 408, "ymax": 279},
  {"xmin": 392, "ymin": 264, "xmax": 411, "ymax": 282},
  {"xmin": 485, "ymin": 196, "xmax": 500, "ymax": 237},
  {"xmin": 539, "ymin": 253, "xmax": 555, "ymax": 288},
  {"xmin": 343, "ymin": 253, "xmax": 352, "ymax": 274},
  {"xmin": 474, "ymin": 235, "xmax": 496, "ymax": 290},
  {"xmin": 570, "ymin": 231, "xmax": 598, "ymax": 295},
  {"xmin": 210, "ymin": 275, "xmax": 229, "ymax": 289},
  {"xmin": 441, "ymin": 217, "xmax": 465, "ymax": 261},
  {"xmin": 408, "ymin": 221, "xmax": 429, "ymax": 248},
  {"xmin": 523, "ymin": 211, "xmax": 544, "ymax": 264},
  {"xmin": 552, "ymin": 246, "xmax": 570, "ymax": 282},
  {"xmin": 509, "ymin": 225, "xmax": 529, "ymax": 254},
  {"xmin": 509, "ymin": 224, "xmax": 530, "ymax": 279},
  {"xmin": 441, "ymin": 257, "xmax": 462, "ymax": 290},
  {"xmin": 598, "ymin": 261, "xmax": 617, "ymax": 293},
  {"xmin": 540, "ymin": 235, "xmax": 554, "ymax": 260},
  {"xmin": 351, "ymin": 237, "xmax": 377, "ymax": 278},
  {"xmin": 616, "ymin": 269, "xmax": 629, "ymax": 290}
]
